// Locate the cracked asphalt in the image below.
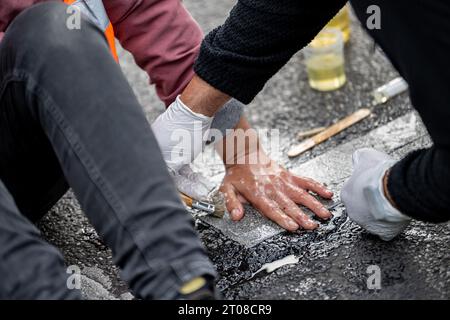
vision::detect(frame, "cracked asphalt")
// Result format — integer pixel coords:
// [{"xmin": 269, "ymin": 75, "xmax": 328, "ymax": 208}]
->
[{"xmin": 37, "ymin": 0, "xmax": 449, "ymax": 299}]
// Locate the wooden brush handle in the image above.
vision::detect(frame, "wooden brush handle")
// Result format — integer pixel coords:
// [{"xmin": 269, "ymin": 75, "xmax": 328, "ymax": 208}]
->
[
  {"xmin": 179, "ymin": 192, "xmax": 193, "ymax": 207},
  {"xmin": 288, "ymin": 108, "xmax": 371, "ymax": 158}
]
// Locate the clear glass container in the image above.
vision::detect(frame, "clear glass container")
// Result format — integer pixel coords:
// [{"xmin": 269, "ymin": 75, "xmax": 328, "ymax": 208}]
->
[{"xmin": 304, "ymin": 28, "xmax": 346, "ymax": 91}]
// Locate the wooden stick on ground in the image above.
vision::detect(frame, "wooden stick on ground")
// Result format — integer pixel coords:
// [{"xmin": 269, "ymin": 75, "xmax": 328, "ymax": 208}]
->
[
  {"xmin": 288, "ymin": 108, "xmax": 372, "ymax": 158},
  {"xmin": 296, "ymin": 127, "xmax": 327, "ymax": 140}
]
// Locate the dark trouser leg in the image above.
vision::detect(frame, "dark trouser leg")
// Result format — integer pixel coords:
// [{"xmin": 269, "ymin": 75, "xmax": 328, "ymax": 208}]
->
[
  {"xmin": 351, "ymin": 0, "xmax": 450, "ymax": 223},
  {"xmin": 0, "ymin": 80, "xmax": 69, "ymax": 223},
  {"xmin": 0, "ymin": 2, "xmax": 216, "ymax": 299},
  {"xmin": 0, "ymin": 180, "xmax": 80, "ymax": 299}
]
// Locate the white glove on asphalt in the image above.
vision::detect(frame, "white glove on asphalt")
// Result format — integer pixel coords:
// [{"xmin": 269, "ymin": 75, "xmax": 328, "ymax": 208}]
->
[
  {"xmin": 152, "ymin": 96, "xmax": 244, "ymax": 200},
  {"xmin": 170, "ymin": 164, "xmax": 216, "ymax": 201},
  {"xmin": 152, "ymin": 95, "xmax": 213, "ymax": 172},
  {"xmin": 341, "ymin": 148, "xmax": 411, "ymax": 241},
  {"xmin": 152, "ymin": 96, "xmax": 214, "ymax": 200}
]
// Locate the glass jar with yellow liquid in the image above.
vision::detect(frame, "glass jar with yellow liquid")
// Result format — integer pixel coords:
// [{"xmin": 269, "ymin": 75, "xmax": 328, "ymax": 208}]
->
[
  {"xmin": 326, "ymin": 5, "xmax": 351, "ymax": 43},
  {"xmin": 304, "ymin": 28, "xmax": 346, "ymax": 91}
]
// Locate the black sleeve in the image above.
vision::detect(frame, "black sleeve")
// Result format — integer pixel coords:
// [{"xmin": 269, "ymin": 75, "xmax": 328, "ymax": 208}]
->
[
  {"xmin": 194, "ymin": 0, "xmax": 347, "ymax": 104},
  {"xmin": 388, "ymin": 148, "xmax": 450, "ymax": 223}
]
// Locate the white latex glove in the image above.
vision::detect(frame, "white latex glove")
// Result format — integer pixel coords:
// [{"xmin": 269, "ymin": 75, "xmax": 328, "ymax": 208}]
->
[
  {"xmin": 152, "ymin": 96, "xmax": 214, "ymax": 200},
  {"xmin": 152, "ymin": 96, "xmax": 244, "ymax": 200},
  {"xmin": 341, "ymin": 148, "xmax": 411, "ymax": 241},
  {"xmin": 152, "ymin": 95, "xmax": 213, "ymax": 172},
  {"xmin": 170, "ymin": 164, "xmax": 216, "ymax": 200}
]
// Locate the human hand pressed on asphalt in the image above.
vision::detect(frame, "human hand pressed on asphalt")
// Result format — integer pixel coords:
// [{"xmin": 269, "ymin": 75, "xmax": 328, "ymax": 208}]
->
[{"xmin": 220, "ymin": 153, "xmax": 334, "ymax": 231}]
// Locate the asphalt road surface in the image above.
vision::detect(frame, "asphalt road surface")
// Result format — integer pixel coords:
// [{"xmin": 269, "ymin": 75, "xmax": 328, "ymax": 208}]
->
[{"xmin": 37, "ymin": 0, "xmax": 449, "ymax": 300}]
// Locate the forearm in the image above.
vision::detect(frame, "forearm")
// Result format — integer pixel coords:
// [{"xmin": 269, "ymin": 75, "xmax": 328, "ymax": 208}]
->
[
  {"xmin": 194, "ymin": 0, "xmax": 346, "ymax": 104},
  {"xmin": 387, "ymin": 148, "xmax": 450, "ymax": 223}
]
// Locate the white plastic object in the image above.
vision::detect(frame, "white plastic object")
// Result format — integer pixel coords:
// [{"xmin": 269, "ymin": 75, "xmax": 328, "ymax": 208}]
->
[{"xmin": 372, "ymin": 77, "xmax": 408, "ymax": 105}]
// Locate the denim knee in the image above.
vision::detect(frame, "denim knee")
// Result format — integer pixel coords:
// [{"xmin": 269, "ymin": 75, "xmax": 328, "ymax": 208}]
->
[{"xmin": 2, "ymin": 2, "xmax": 107, "ymax": 63}]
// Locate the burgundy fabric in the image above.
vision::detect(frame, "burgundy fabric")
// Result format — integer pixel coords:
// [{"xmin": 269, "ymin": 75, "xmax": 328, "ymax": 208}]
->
[{"xmin": 0, "ymin": 0, "xmax": 203, "ymax": 106}]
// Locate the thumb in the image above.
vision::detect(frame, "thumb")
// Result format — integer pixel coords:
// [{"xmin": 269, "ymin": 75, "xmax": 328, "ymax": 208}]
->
[{"xmin": 221, "ymin": 184, "xmax": 244, "ymax": 221}]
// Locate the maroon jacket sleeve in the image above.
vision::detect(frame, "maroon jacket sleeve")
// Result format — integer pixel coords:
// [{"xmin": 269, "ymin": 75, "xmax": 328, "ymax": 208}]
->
[
  {"xmin": 0, "ymin": 0, "xmax": 37, "ymax": 34},
  {"xmin": 104, "ymin": 0, "xmax": 204, "ymax": 106}
]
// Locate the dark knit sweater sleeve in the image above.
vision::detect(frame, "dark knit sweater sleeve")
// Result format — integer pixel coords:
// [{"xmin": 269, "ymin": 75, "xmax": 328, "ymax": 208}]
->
[
  {"xmin": 194, "ymin": 0, "xmax": 347, "ymax": 103},
  {"xmin": 388, "ymin": 148, "xmax": 450, "ymax": 223}
]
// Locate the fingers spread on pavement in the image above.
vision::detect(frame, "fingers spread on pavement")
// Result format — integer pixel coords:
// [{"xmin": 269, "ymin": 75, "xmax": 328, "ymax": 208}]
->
[
  {"xmin": 272, "ymin": 190, "xmax": 318, "ymax": 230},
  {"xmin": 291, "ymin": 175, "xmax": 333, "ymax": 199}
]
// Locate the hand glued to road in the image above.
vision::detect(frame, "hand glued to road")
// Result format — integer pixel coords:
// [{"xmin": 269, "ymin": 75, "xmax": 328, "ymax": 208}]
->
[{"xmin": 217, "ymin": 119, "xmax": 333, "ymax": 231}]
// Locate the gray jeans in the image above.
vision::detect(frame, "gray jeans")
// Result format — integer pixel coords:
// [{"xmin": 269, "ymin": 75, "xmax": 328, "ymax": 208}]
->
[{"xmin": 0, "ymin": 2, "xmax": 216, "ymax": 299}]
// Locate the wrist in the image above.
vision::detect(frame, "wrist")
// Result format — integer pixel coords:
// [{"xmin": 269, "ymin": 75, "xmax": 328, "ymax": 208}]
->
[
  {"xmin": 364, "ymin": 161, "xmax": 409, "ymax": 223},
  {"xmin": 180, "ymin": 75, "xmax": 231, "ymax": 117},
  {"xmin": 224, "ymin": 144, "xmax": 269, "ymax": 169},
  {"xmin": 176, "ymin": 95, "xmax": 213, "ymax": 122},
  {"xmin": 382, "ymin": 168, "xmax": 399, "ymax": 210},
  {"xmin": 222, "ymin": 128, "xmax": 267, "ymax": 168}
]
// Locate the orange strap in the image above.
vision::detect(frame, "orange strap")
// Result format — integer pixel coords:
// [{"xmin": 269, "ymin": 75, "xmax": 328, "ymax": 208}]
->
[
  {"xmin": 104, "ymin": 22, "xmax": 119, "ymax": 62},
  {"xmin": 64, "ymin": 0, "xmax": 119, "ymax": 62}
]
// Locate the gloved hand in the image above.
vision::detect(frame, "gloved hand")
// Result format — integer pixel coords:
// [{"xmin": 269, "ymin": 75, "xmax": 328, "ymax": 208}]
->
[
  {"xmin": 152, "ymin": 95, "xmax": 213, "ymax": 172},
  {"xmin": 341, "ymin": 148, "xmax": 411, "ymax": 241},
  {"xmin": 152, "ymin": 96, "xmax": 244, "ymax": 200},
  {"xmin": 170, "ymin": 164, "xmax": 216, "ymax": 201}
]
